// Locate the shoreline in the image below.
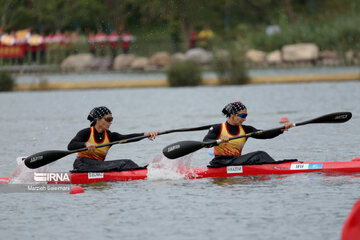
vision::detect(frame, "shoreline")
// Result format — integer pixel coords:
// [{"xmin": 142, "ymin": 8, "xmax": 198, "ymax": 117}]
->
[{"xmin": 14, "ymin": 72, "xmax": 360, "ymax": 91}]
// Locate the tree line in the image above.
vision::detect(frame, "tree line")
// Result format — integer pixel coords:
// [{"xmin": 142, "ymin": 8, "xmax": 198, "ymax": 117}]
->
[{"xmin": 1, "ymin": 0, "xmax": 358, "ymax": 52}]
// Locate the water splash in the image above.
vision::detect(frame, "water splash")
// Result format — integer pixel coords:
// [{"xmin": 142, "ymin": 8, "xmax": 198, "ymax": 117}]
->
[
  {"xmin": 9, "ymin": 156, "xmax": 53, "ymax": 184},
  {"xmin": 147, "ymin": 154, "xmax": 194, "ymax": 181},
  {"xmin": 208, "ymin": 147, "xmax": 214, "ymax": 157}
]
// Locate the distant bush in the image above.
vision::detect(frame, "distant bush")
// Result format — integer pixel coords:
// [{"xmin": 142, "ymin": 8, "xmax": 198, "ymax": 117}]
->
[
  {"xmin": 0, "ymin": 71, "xmax": 15, "ymax": 91},
  {"xmin": 213, "ymin": 50, "xmax": 248, "ymax": 85},
  {"xmin": 248, "ymin": 13, "xmax": 360, "ymax": 53},
  {"xmin": 166, "ymin": 61, "xmax": 202, "ymax": 87}
]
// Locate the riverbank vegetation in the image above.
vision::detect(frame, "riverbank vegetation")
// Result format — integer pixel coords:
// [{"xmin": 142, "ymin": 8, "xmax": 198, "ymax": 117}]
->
[
  {"xmin": 166, "ymin": 61, "xmax": 202, "ymax": 86},
  {"xmin": 0, "ymin": 71, "xmax": 15, "ymax": 91}
]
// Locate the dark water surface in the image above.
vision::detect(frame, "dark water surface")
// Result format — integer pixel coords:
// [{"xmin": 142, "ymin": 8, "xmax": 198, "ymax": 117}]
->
[{"xmin": 0, "ymin": 81, "xmax": 360, "ymax": 239}]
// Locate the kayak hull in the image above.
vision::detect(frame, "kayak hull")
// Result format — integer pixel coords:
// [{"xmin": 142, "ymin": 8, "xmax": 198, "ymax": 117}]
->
[
  {"xmin": 190, "ymin": 160, "xmax": 360, "ymax": 179},
  {"xmin": 70, "ymin": 169, "xmax": 148, "ymax": 184},
  {"xmin": 2, "ymin": 159, "xmax": 360, "ymax": 184}
]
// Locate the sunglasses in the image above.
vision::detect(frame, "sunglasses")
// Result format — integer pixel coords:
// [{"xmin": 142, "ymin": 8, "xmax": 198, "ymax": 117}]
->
[
  {"xmin": 103, "ymin": 117, "xmax": 113, "ymax": 122},
  {"xmin": 237, "ymin": 113, "xmax": 248, "ymax": 119}
]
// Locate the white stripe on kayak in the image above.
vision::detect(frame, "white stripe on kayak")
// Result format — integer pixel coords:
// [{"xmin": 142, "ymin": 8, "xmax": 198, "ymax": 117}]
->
[
  {"xmin": 290, "ymin": 163, "xmax": 323, "ymax": 170},
  {"xmin": 291, "ymin": 164, "xmax": 309, "ymax": 170}
]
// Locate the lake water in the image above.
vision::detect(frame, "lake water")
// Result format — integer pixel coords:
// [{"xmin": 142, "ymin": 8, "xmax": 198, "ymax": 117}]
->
[{"xmin": 0, "ymin": 80, "xmax": 360, "ymax": 240}]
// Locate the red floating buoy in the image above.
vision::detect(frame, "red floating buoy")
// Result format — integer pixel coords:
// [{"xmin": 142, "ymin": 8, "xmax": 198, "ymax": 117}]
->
[
  {"xmin": 351, "ymin": 157, "xmax": 360, "ymax": 162},
  {"xmin": 70, "ymin": 185, "xmax": 84, "ymax": 194},
  {"xmin": 341, "ymin": 199, "xmax": 360, "ymax": 240}
]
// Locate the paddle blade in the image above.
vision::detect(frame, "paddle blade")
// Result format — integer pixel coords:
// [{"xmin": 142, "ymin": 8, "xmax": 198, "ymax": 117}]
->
[
  {"xmin": 24, "ymin": 150, "xmax": 71, "ymax": 169},
  {"xmin": 163, "ymin": 141, "xmax": 207, "ymax": 159},
  {"xmin": 296, "ymin": 112, "xmax": 352, "ymax": 126}
]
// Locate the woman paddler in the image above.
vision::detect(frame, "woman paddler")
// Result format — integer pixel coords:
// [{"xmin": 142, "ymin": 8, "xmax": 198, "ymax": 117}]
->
[
  {"xmin": 68, "ymin": 106, "xmax": 158, "ymax": 172},
  {"xmin": 203, "ymin": 101, "xmax": 294, "ymax": 168}
]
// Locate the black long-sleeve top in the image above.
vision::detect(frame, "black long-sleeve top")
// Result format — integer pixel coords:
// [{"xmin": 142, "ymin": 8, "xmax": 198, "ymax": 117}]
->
[
  {"xmin": 67, "ymin": 127, "xmax": 144, "ymax": 150},
  {"xmin": 203, "ymin": 122, "xmax": 283, "ymax": 144}
]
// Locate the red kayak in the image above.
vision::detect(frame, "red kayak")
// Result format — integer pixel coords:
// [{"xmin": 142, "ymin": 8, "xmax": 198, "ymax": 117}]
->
[
  {"xmin": 1, "ymin": 158, "xmax": 360, "ymax": 184},
  {"xmin": 342, "ymin": 199, "xmax": 360, "ymax": 240}
]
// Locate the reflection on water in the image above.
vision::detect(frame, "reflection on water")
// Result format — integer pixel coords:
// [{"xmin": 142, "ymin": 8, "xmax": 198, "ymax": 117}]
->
[
  {"xmin": 211, "ymin": 175, "xmax": 279, "ymax": 186},
  {"xmin": 81, "ymin": 181, "xmax": 114, "ymax": 191},
  {"xmin": 211, "ymin": 172, "xmax": 360, "ymax": 188},
  {"xmin": 321, "ymin": 172, "xmax": 360, "ymax": 181}
]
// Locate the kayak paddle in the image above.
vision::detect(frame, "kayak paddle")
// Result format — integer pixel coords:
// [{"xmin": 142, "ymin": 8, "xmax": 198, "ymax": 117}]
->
[
  {"xmin": 24, "ymin": 124, "xmax": 213, "ymax": 169},
  {"xmin": 162, "ymin": 112, "xmax": 352, "ymax": 159}
]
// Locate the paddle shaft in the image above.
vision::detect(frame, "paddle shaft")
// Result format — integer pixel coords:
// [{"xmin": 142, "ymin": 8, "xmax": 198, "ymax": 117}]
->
[
  {"xmin": 24, "ymin": 124, "xmax": 213, "ymax": 169},
  {"xmin": 163, "ymin": 112, "xmax": 352, "ymax": 159}
]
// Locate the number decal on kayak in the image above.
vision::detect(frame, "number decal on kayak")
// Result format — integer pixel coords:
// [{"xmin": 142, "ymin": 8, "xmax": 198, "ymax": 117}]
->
[
  {"xmin": 227, "ymin": 166, "xmax": 243, "ymax": 174},
  {"xmin": 291, "ymin": 164, "xmax": 308, "ymax": 170},
  {"xmin": 290, "ymin": 163, "xmax": 323, "ymax": 170},
  {"xmin": 88, "ymin": 172, "xmax": 104, "ymax": 179}
]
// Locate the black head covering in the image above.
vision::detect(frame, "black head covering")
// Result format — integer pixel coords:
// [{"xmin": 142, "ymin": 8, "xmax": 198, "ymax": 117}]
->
[
  {"xmin": 87, "ymin": 106, "xmax": 112, "ymax": 126},
  {"xmin": 222, "ymin": 101, "xmax": 247, "ymax": 117}
]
